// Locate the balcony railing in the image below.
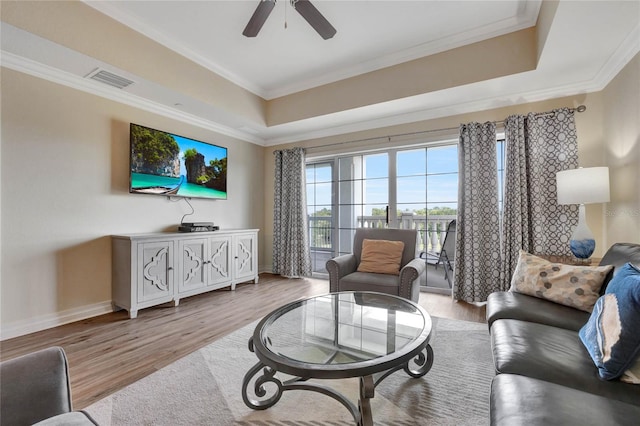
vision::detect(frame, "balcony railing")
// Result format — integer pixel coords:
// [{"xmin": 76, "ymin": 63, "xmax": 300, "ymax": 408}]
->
[{"xmin": 309, "ymin": 213, "xmax": 456, "ymax": 253}]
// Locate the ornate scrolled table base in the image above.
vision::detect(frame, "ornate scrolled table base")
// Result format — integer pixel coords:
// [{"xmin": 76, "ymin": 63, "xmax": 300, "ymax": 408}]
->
[{"xmin": 242, "ymin": 337, "xmax": 434, "ymax": 426}]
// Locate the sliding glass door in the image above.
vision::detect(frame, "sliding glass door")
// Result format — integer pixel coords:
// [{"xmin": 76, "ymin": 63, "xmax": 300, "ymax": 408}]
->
[
  {"xmin": 396, "ymin": 145, "xmax": 458, "ymax": 292},
  {"xmin": 306, "ymin": 138, "xmax": 504, "ymax": 295},
  {"xmin": 307, "ymin": 144, "xmax": 458, "ymax": 292}
]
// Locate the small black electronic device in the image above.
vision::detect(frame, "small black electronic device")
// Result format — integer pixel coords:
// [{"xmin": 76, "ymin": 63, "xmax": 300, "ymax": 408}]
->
[
  {"xmin": 181, "ymin": 222, "xmax": 215, "ymax": 227},
  {"xmin": 178, "ymin": 223, "xmax": 219, "ymax": 233}
]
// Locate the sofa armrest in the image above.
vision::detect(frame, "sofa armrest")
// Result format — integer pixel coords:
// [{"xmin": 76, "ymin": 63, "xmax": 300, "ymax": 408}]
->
[
  {"xmin": 326, "ymin": 254, "xmax": 357, "ymax": 293},
  {"xmin": 399, "ymin": 258, "xmax": 426, "ymax": 302},
  {"xmin": 0, "ymin": 346, "xmax": 73, "ymax": 426}
]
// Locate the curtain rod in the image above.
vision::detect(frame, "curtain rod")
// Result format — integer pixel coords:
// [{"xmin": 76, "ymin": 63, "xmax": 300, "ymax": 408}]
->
[{"xmin": 306, "ymin": 105, "xmax": 586, "ymax": 151}]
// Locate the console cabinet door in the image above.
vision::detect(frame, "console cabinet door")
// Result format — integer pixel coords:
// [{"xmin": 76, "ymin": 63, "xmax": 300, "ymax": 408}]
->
[
  {"xmin": 137, "ymin": 241, "xmax": 174, "ymax": 303},
  {"xmin": 207, "ymin": 235, "xmax": 232, "ymax": 286},
  {"xmin": 234, "ymin": 233, "xmax": 257, "ymax": 282},
  {"xmin": 178, "ymin": 238, "xmax": 207, "ymax": 294}
]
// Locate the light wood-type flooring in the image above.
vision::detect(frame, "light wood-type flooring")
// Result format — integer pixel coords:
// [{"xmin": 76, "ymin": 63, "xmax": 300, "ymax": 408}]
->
[{"xmin": 0, "ymin": 274, "xmax": 486, "ymax": 409}]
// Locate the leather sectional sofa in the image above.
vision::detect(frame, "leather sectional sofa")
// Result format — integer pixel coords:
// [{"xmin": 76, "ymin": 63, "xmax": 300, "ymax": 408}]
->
[{"xmin": 486, "ymin": 243, "xmax": 640, "ymax": 425}]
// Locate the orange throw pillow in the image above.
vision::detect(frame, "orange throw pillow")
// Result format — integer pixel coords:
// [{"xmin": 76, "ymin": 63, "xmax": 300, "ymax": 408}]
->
[{"xmin": 357, "ymin": 239, "xmax": 405, "ymax": 275}]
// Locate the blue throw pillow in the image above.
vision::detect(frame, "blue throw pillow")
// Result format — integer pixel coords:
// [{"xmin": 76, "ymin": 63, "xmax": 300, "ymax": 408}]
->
[{"xmin": 579, "ymin": 262, "xmax": 640, "ymax": 381}]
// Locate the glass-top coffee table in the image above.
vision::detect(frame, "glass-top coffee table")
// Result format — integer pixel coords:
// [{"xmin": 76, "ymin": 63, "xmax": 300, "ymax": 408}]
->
[{"xmin": 241, "ymin": 291, "xmax": 433, "ymax": 425}]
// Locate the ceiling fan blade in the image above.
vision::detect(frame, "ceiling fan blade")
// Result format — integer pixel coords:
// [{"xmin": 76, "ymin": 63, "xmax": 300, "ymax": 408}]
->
[
  {"xmin": 292, "ymin": 0, "xmax": 336, "ymax": 40},
  {"xmin": 242, "ymin": 0, "xmax": 277, "ymax": 37}
]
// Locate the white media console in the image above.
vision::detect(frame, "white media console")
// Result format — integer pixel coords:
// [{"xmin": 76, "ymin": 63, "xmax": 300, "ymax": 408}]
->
[{"xmin": 112, "ymin": 229, "xmax": 259, "ymax": 318}]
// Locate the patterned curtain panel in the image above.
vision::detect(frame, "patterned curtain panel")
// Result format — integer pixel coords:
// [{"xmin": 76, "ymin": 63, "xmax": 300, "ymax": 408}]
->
[
  {"xmin": 273, "ymin": 147, "xmax": 312, "ymax": 278},
  {"xmin": 453, "ymin": 122, "xmax": 501, "ymax": 302},
  {"xmin": 499, "ymin": 108, "xmax": 579, "ymax": 290}
]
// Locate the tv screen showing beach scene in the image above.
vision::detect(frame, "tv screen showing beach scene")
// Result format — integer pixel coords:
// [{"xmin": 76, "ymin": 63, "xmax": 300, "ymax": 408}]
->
[{"xmin": 129, "ymin": 123, "xmax": 227, "ymax": 200}]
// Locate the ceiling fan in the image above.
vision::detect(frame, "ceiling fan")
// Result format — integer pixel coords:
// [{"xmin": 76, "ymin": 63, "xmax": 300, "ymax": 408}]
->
[{"xmin": 243, "ymin": 0, "xmax": 337, "ymax": 40}]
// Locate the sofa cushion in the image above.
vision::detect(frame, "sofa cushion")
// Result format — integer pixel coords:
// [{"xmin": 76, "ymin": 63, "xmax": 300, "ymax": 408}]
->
[
  {"xmin": 357, "ymin": 239, "xmax": 404, "ymax": 275},
  {"xmin": 579, "ymin": 262, "xmax": 640, "ymax": 382},
  {"xmin": 510, "ymin": 250, "xmax": 613, "ymax": 312},
  {"xmin": 486, "ymin": 291, "xmax": 590, "ymax": 331},
  {"xmin": 490, "ymin": 374, "xmax": 640, "ymax": 426},
  {"xmin": 490, "ymin": 319, "xmax": 640, "ymax": 405}
]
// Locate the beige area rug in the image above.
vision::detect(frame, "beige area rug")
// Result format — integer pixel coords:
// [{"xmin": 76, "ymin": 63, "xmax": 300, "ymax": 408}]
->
[{"xmin": 85, "ymin": 317, "xmax": 494, "ymax": 425}]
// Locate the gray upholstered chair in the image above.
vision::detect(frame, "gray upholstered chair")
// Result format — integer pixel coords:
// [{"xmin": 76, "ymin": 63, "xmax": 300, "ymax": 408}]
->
[
  {"xmin": 326, "ymin": 228, "xmax": 426, "ymax": 302},
  {"xmin": 0, "ymin": 346, "xmax": 98, "ymax": 426}
]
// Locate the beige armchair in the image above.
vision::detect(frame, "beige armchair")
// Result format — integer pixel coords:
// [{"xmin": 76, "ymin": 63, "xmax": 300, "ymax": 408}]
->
[{"xmin": 326, "ymin": 228, "xmax": 426, "ymax": 302}]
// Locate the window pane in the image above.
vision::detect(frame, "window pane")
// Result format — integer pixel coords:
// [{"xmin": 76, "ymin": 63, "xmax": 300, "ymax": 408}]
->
[
  {"xmin": 339, "ymin": 180, "xmax": 362, "ymax": 205},
  {"xmin": 397, "ymin": 149, "xmax": 426, "ymax": 177},
  {"xmin": 315, "ymin": 182, "xmax": 332, "ymax": 205},
  {"xmin": 339, "ymin": 204, "xmax": 361, "ymax": 228},
  {"xmin": 338, "ymin": 229, "xmax": 355, "ymax": 254},
  {"xmin": 339, "ymin": 156, "xmax": 362, "ymax": 180},
  {"xmin": 427, "ymin": 145, "xmax": 458, "ymax": 174},
  {"xmin": 426, "ymin": 174, "xmax": 458, "ymax": 204},
  {"xmin": 362, "ymin": 205, "xmax": 388, "ymax": 228},
  {"xmin": 364, "ymin": 178, "xmax": 388, "ymax": 204},
  {"xmin": 315, "ymin": 164, "xmax": 332, "ymax": 183},
  {"xmin": 306, "ymin": 167, "xmax": 315, "ymax": 184},
  {"xmin": 364, "ymin": 153, "xmax": 388, "ymax": 178},
  {"xmin": 397, "ymin": 176, "xmax": 426, "ymax": 204},
  {"xmin": 306, "ymin": 185, "xmax": 314, "ymax": 205},
  {"xmin": 306, "ymin": 162, "xmax": 334, "ymax": 275},
  {"xmin": 426, "ymin": 202, "xmax": 458, "ymax": 218}
]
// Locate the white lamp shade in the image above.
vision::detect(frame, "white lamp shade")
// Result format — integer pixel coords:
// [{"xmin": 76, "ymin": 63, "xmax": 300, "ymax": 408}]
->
[{"xmin": 556, "ymin": 167, "xmax": 610, "ymax": 205}]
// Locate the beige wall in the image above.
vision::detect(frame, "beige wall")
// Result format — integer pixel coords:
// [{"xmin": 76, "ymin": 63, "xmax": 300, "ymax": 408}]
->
[
  {"xmin": 602, "ymin": 53, "xmax": 640, "ymax": 246},
  {"xmin": 263, "ymin": 80, "xmax": 640, "ymax": 272},
  {"xmin": 1, "ymin": 69, "xmax": 265, "ymax": 338}
]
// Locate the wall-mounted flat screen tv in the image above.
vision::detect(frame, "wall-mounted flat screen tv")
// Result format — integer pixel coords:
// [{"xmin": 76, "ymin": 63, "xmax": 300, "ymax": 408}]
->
[{"xmin": 129, "ymin": 123, "xmax": 227, "ymax": 200}]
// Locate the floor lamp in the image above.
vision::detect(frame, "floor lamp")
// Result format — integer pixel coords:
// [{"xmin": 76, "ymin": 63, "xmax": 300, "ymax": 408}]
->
[{"xmin": 556, "ymin": 167, "xmax": 610, "ymax": 259}]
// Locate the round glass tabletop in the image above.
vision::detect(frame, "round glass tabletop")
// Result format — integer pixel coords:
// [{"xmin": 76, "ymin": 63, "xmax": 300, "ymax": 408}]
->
[{"xmin": 251, "ymin": 291, "xmax": 432, "ymax": 378}]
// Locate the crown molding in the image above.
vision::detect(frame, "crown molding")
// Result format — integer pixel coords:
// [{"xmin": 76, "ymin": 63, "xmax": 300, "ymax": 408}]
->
[
  {"xmin": 1, "ymin": 50, "xmax": 266, "ymax": 146},
  {"xmin": 590, "ymin": 22, "xmax": 640, "ymax": 92},
  {"xmin": 83, "ymin": 1, "xmax": 268, "ymax": 98},
  {"xmin": 264, "ymin": 2, "xmax": 542, "ymax": 99},
  {"xmin": 84, "ymin": 0, "xmax": 542, "ymax": 101}
]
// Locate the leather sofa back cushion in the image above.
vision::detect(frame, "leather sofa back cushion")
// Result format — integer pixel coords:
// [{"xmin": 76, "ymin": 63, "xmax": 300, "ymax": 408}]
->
[
  {"xmin": 510, "ymin": 250, "xmax": 613, "ymax": 312},
  {"xmin": 357, "ymin": 239, "xmax": 405, "ymax": 275}
]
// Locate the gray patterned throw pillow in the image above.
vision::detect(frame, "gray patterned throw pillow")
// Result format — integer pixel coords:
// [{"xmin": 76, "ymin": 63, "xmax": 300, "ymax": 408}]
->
[{"xmin": 510, "ymin": 250, "xmax": 613, "ymax": 312}]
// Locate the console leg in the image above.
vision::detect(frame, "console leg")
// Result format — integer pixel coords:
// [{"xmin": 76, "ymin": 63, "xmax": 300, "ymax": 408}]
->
[
  {"xmin": 129, "ymin": 310, "xmax": 138, "ymax": 319},
  {"xmin": 173, "ymin": 299, "xmax": 180, "ymax": 307}
]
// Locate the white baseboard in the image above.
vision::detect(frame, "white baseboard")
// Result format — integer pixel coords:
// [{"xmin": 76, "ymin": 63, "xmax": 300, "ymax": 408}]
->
[
  {"xmin": 258, "ymin": 265, "xmax": 273, "ymax": 274},
  {"xmin": 0, "ymin": 301, "xmax": 114, "ymax": 341}
]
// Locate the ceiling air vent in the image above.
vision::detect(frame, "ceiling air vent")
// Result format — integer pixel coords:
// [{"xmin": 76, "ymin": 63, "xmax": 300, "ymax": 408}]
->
[{"xmin": 85, "ymin": 68, "xmax": 134, "ymax": 89}]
